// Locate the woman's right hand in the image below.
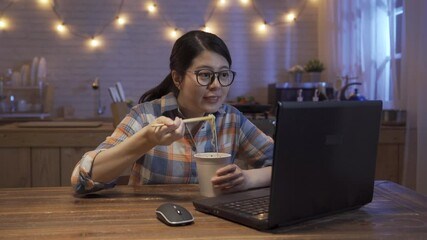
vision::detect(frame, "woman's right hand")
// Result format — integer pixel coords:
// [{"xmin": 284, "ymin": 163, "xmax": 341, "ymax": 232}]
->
[
  {"xmin": 148, "ymin": 116, "xmax": 185, "ymax": 145},
  {"xmin": 86, "ymin": 116, "xmax": 184, "ymax": 184}
]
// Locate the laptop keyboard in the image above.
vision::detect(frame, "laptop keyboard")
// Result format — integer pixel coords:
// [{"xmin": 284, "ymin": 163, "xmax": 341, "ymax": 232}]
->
[{"xmin": 220, "ymin": 196, "xmax": 270, "ymax": 220}]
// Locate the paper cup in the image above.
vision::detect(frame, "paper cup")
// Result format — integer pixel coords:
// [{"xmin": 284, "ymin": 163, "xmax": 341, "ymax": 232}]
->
[{"xmin": 194, "ymin": 152, "xmax": 231, "ymax": 197}]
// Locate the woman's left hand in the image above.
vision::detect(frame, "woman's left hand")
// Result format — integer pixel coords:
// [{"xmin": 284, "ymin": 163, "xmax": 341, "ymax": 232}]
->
[{"xmin": 211, "ymin": 164, "xmax": 249, "ymax": 193}]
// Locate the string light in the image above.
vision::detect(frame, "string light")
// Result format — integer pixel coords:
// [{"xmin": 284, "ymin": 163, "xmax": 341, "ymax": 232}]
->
[
  {"xmin": 0, "ymin": 18, "xmax": 7, "ymax": 30},
  {"xmin": 240, "ymin": 0, "xmax": 250, "ymax": 6},
  {"xmin": 89, "ymin": 37, "xmax": 101, "ymax": 48},
  {"xmin": 0, "ymin": 0, "xmax": 307, "ymax": 48},
  {"xmin": 0, "ymin": 1, "xmax": 13, "ymax": 30},
  {"xmin": 218, "ymin": 0, "xmax": 228, "ymax": 7},
  {"xmin": 38, "ymin": 0, "xmax": 50, "ymax": 8},
  {"xmin": 170, "ymin": 28, "xmax": 178, "ymax": 38},
  {"xmin": 147, "ymin": 3, "xmax": 157, "ymax": 13},
  {"xmin": 38, "ymin": 0, "xmax": 49, "ymax": 4},
  {"xmin": 48, "ymin": 0, "xmax": 124, "ymax": 48},
  {"xmin": 285, "ymin": 12, "xmax": 296, "ymax": 22},
  {"xmin": 258, "ymin": 21, "xmax": 267, "ymax": 32},
  {"xmin": 116, "ymin": 16, "xmax": 126, "ymax": 26},
  {"xmin": 202, "ymin": 24, "xmax": 211, "ymax": 33},
  {"xmin": 56, "ymin": 22, "xmax": 65, "ymax": 33}
]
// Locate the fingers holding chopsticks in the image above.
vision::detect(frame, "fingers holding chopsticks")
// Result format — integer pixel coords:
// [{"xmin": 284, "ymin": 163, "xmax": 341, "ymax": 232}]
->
[
  {"xmin": 150, "ymin": 116, "xmax": 176, "ymax": 128},
  {"xmin": 148, "ymin": 116, "xmax": 185, "ymax": 145}
]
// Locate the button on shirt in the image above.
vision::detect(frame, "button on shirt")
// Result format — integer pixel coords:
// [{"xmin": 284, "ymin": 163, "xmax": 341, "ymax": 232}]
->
[{"xmin": 71, "ymin": 93, "xmax": 274, "ymax": 194}]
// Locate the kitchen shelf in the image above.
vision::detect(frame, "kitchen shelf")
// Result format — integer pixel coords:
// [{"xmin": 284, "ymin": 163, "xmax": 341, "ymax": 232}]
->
[{"xmin": 0, "ymin": 84, "xmax": 54, "ymax": 118}]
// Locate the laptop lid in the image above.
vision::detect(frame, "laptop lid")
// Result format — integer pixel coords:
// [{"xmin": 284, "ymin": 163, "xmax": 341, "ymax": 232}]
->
[
  {"xmin": 193, "ymin": 100, "xmax": 382, "ymax": 230},
  {"xmin": 268, "ymin": 100, "xmax": 382, "ymax": 228}
]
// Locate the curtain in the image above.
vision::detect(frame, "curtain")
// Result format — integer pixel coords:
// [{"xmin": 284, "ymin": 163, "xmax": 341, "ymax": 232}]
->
[
  {"xmin": 399, "ymin": 1, "xmax": 427, "ymax": 194},
  {"xmin": 318, "ymin": 0, "xmax": 391, "ymax": 102},
  {"xmin": 319, "ymin": 0, "xmax": 427, "ymax": 194}
]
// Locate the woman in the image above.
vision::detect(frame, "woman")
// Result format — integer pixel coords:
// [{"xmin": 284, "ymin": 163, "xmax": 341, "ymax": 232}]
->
[{"xmin": 71, "ymin": 30, "xmax": 274, "ymax": 194}]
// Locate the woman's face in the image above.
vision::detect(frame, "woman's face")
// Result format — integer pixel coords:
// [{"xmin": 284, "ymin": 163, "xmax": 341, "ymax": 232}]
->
[{"xmin": 174, "ymin": 50, "xmax": 231, "ymax": 118}]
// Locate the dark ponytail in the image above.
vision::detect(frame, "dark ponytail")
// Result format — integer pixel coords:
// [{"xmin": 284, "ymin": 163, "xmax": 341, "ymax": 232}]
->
[
  {"xmin": 139, "ymin": 30, "xmax": 232, "ymax": 103},
  {"xmin": 138, "ymin": 73, "xmax": 178, "ymax": 103}
]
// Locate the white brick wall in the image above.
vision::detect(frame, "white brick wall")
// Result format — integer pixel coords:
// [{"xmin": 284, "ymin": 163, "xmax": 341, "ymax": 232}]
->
[{"xmin": 0, "ymin": 0, "xmax": 318, "ymax": 119}]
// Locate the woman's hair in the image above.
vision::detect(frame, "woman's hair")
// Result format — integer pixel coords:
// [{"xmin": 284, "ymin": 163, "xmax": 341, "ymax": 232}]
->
[{"xmin": 139, "ymin": 30, "xmax": 232, "ymax": 103}]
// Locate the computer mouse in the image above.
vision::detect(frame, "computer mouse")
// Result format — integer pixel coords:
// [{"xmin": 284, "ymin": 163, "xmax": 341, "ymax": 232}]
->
[{"xmin": 156, "ymin": 203, "xmax": 194, "ymax": 226}]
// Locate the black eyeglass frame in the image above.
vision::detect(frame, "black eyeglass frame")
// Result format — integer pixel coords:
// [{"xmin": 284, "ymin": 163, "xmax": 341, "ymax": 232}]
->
[{"xmin": 189, "ymin": 69, "xmax": 236, "ymax": 87}]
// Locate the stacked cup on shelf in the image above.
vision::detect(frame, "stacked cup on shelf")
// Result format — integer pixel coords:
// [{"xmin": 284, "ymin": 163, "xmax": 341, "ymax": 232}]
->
[{"xmin": 0, "ymin": 56, "xmax": 47, "ymax": 114}]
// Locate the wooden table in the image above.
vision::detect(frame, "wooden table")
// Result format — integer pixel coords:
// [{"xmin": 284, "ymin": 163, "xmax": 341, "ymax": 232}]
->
[{"xmin": 0, "ymin": 181, "xmax": 426, "ymax": 239}]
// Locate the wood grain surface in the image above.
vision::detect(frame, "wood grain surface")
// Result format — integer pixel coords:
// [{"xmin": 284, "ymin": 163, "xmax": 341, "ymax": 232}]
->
[{"xmin": 0, "ymin": 181, "xmax": 426, "ymax": 239}]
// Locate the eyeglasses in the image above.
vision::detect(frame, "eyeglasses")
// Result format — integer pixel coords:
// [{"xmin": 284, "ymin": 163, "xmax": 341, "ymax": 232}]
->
[{"xmin": 189, "ymin": 69, "xmax": 236, "ymax": 87}]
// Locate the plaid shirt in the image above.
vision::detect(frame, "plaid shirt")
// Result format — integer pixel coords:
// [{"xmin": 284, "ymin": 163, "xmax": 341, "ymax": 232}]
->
[{"xmin": 72, "ymin": 93, "xmax": 274, "ymax": 194}]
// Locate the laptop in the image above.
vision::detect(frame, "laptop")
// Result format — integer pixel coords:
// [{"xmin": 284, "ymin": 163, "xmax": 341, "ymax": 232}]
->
[{"xmin": 193, "ymin": 100, "xmax": 382, "ymax": 231}]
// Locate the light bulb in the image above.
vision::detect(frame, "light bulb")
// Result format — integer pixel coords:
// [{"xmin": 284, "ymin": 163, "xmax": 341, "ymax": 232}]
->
[
  {"xmin": 202, "ymin": 25, "xmax": 211, "ymax": 33},
  {"xmin": 258, "ymin": 22, "xmax": 267, "ymax": 32},
  {"xmin": 240, "ymin": 0, "xmax": 250, "ymax": 6},
  {"xmin": 218, "ymin": 0, "xmax": 227, "ymax": 6},
  {"xmin": 39, "ymin": 0, "xmax": 49, "ymax": 5},
  {"xmin": 89, "ymin": 38, "xmax": 100, "ymax": 48},
  {"xmin": 147, "ymin": 3, "xmax": 157, "ymax": 13},
  {"xmin": 56, "ymin": 23, "xmax": 65, "ymax": 32},
  {"xmin": 170, "ymin": 28, "xmax": 178, "ymax": 38},
  {"xmin": 116, "ymin": 16, "xmax": 126, "ymax": 25},
  {"xmin": 285, "ymin": 13, "xmax": 296, "ymax": 22},
  {"xmin": 0, "ymin": 19, "xmax": 7, "ymax": 30}
]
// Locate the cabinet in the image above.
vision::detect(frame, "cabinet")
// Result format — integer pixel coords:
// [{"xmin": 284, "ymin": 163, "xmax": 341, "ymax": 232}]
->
[
  {"xmin": 376, "ymin": 126, "xmax": 406, "ymax": 184},
  {"xmin": 0, "ymin": 122, "xmax": 113, "ymax": 187}
]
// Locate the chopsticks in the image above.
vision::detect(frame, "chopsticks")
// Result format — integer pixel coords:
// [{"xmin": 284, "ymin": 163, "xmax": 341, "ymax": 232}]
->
[{"xmin": 151, "ymin": 115, "xmax": 215, "ymax": 127}]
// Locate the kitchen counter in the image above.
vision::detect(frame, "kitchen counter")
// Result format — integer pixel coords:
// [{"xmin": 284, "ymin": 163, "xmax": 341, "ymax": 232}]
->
[
  {"xmin": 0, "ymin": 121, "xmax": 114, "ymax": 147},
  {"xmin": 0, "ymin": 121, "xmax": 406, "ymax": 188}
]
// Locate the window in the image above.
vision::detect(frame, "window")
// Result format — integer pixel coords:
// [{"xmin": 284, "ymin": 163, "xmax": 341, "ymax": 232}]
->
[{"xmin": 391, "ymin": 0, "xmax": 403, "ymax": 100}]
